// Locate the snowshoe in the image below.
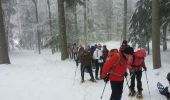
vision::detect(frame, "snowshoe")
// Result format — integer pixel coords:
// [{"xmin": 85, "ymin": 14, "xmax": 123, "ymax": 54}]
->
[
  {"xmin": 81, "ymin": 80, "xmax": 85, "ymax": 83},
  {"xmin": 128, "ymin": 90, "xmax": 136, "ymax": 97},
  {"xmin": 89, "ymin": 78, "xmax": 96, "ymax": 83},
  {"xmin": 136, "ymin": 91, "xmax": 143, "ymax": 99},
  {"xmin": 95, "ymin": 76, "xmax": 99, "ymax": 80}
]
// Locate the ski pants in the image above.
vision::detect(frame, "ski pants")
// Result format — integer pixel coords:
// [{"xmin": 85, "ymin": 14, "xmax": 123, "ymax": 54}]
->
[
  {"xmin": 81, "ymin": 64, "xmax": 94, "ymax": 81},
  {"xmin": 94, "ymin": 59, "xmax": 103, "ymax": 77},
  {"xmin": 130, "ymin": 70, "xmax": 143, "ymax": 91},
  {"xmin": 110, "ymin": 81, "xmax": 124, "ymax": 100}
]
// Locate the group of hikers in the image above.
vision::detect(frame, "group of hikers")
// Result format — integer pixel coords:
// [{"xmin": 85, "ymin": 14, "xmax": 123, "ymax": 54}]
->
[{"xmin": 69, "ymin": 40, "xmax": 170, "ymax": 100}]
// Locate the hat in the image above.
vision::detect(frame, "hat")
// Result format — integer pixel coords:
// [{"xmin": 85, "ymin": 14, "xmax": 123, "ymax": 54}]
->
[
  {"xmin": 123, "ymin": 46, "xmax": 134, "ymax": 55},
  {"xmin": 122, "ymin": 40, "xmax": 127, "ymax": 45}
]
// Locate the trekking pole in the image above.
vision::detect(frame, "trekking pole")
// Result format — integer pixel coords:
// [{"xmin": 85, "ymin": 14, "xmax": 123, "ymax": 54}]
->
[
  {"xmin": 144, "ymin": 71, "xmax": 152, "ymax": 100},
  {"xmin": 100, "ymin": 73, "xmax": 110, "ymax": 99},
  {"xmin": 100, "ymin": 82, "xmax": 107, "ymax": 99},
  {"xmin": 123, "ymin": 73, "xmax": 134, "ymax": 92},
  {"xmin": 73, "ymin": 60, "xmax": 79, "ymax": 85}
]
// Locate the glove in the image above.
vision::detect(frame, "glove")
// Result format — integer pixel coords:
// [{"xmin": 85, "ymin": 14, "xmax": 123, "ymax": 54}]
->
[
  {"xmin": 124, "ymin": 72, "xmax": 128, "ymax": 77},
  {"xmin": 103, "ymin": 74, "xmax": 110, "ymax": 83},
  {"xmin": 143, "ymin": 66, "xmax": 147, "ymax": 71}
]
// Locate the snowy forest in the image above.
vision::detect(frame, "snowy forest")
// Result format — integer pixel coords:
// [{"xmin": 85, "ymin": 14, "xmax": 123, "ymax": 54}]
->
[{"xmin": 0, "ymin": 0, "xmax": 170, "ymax": 100}]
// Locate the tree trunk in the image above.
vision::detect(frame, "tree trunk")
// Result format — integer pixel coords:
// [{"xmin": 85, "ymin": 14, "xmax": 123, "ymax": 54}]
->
[
  {"xmin": 162, "ymin": 23, "xmax": 168, "ymax": 51},
  {"xmin": 123, "ymin": 0, "xmax": 127, "ymax": 40},
  {"xmin": 47, "ymin": 0, "xmax": 54, "ymax": 54},
  {"xmin": 0, "ymin": 0, "xmax": 10, "ymax": 64},
  {"xmin": 32, "ymin": 0, "xmax": 41, "ymax": 54},
  {"xmin": 84, "ymin": 0, "xmax": 87, "ymax": 47},
  {"xmin": 73, "ymin": 3, "xmax": 79, "ymax": 43},
  {"xmin": 57, "ymin": 0, "xmax": 69, "ymax": 60},
  {"xmin": 152, "ymin": 0, "xmax": 161, "ymax": 69}
]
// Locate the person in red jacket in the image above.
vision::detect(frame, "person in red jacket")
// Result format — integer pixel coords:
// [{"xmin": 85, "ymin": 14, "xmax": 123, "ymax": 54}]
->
[
  {"xmin": 128, "ymin": 48, "xmax": 147, "ymax": 98},
  {"xmin": 102, "ymin": 46, "xmax": 134, "ymax": 100}
]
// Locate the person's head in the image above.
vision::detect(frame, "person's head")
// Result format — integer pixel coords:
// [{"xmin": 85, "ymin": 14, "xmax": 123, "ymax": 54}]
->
[
  {"xmin": 122, "ymin": 40, "xmax": 128, "ymax": 46},
  {"xmin": 103, "ymin": 45, "xmax": 107, "ymax": 49},
  {"xmin": 97, "ymin": 44, "xmax": 102, "ymax": 50},
  {"xmin": 122, "ymin": 46, "xmax": 134, "ymax": 58},
  {"xmin": 167, "ymin": 72, "xmax": 170, "ymax": 84}
]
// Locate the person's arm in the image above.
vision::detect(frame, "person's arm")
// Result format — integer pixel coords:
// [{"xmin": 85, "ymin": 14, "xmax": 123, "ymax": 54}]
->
[{"xmin": 102, "ymin": 55, "xmax": 119, "ymax": 78}]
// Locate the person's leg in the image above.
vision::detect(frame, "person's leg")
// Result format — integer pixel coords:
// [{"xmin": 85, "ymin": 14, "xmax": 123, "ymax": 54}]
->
[
  {"xmin": 136, "ymin": 71, "xmax": 143, "ymax": 92},
  {"xmin": 130, "ymin": 71, "xmax": 136, "ymax": 92},
  {"xmin": 99, "ymin": 63, "xmax": 104, "ymax": 79},
  {"xmin": 81, "ymin": 64, "xmax": 85, "ymax": 82},
  {"xmin": 110, "ymin": 81, "xmax": 124, "ymax": 100},
  {"xmin": 86, "ymin": 65, "xmax": 95, "ymax": 81},
  {"xmin": 95, "ymin": 60, "xmax": 99, "ymax": 79}
]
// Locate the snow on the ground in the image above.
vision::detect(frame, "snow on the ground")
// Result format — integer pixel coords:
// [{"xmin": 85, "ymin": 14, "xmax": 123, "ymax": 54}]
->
[{"xmin": 0, "ymin": 41, "xmax": 169, "ymax": 100}]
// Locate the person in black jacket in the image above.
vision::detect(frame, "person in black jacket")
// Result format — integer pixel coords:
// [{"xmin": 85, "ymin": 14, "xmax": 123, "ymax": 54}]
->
[{"xmin": 80, "ymin": 49, "xmax": 96, "ymax": 83}]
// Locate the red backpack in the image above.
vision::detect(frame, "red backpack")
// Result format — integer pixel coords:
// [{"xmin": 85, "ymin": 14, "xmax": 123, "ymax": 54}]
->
[{"xmin": 133, "ymin": 48, "xmax": 146, "ymax": 66}]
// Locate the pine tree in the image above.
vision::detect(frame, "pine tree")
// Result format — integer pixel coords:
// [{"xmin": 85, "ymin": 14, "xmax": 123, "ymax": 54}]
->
[{"xmin": 129, "ymin": 0, "xmax": 170, "ymax": 50}]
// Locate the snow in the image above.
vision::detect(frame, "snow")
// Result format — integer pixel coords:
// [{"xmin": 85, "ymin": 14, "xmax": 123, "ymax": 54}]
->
[{"xmin": 0, "ymin": 41, "xmax": 170, "ymax": 100}]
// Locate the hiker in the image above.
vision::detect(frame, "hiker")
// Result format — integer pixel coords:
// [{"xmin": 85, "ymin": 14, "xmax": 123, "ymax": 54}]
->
[
  {"xmin": 93, "ymin": 44, "xmax": 103, "ymax": 80},
  {"xmin": 102, "ymin": 45, "xmax": 109, "ymax": 64},
  {"xmin": 80, "ymin": 48, "xmax": 96, "ymax": 83},
  {"xmin": 72, "ymin": 43, "xmax": 78, "ymax": 60},
  {"xmin": 157, "ymin": 72, "xmax": 170, "ymax": 100},
  {"xmin": 102, "ymin": 46, "xmax": 134, "ymax": 100},
  {"xmin": 119, "ymin": 40, "xmax": 130, "ymax": 52},
  {"xmin": 128, "ymin": 48, "xmax": 147, "ymax": 98}
]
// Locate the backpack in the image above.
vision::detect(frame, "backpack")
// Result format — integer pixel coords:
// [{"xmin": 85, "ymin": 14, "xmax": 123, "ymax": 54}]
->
[
  {"xmin": 108, "ymin": 49, "xmax": 118, "ymax": 57},
  {"xmin": 133, "ymin": 48, "xmax": 146, "ymax": 66}
]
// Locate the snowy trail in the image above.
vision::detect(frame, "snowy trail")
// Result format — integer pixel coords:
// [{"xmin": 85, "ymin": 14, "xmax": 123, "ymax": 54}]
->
[{"xmin": 0, "ymin": 41, "xmax": 169, "ymax": 100}]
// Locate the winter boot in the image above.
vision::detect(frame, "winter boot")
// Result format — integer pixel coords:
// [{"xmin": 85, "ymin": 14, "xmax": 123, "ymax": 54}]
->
[
  {"xmin": 136, "ymin": 91, "xmax": 143, "ymax": 98},
  {"xmin": 89, "ymin": 78, "xmax": 96, "ymax": 82},
  {"xmin": 128, "ymin": 90, "xmax": 136, "ymax": 97},
  {"xmin": 81, "ymin": 80, "xmax": 85, "ymax": 83},
  {"xmin": 95, "ymin": 76, "xmax": 99, "ymax": 80}
]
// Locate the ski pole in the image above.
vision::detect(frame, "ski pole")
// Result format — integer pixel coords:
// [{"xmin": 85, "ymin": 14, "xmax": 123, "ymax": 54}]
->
[
  {"xmin": 73, "ymin": 62, "xmax": 79, "ymax": 85},
  {"xmin": 100, "ymin": 82, "xmax": 107, "ymax": 99},
  {"xmin": 144, "ymin": 71, "xmax": 151, "ymax": 100},
  {"xmin": 123, "ymin": 73, "xmax": 134, "ymax": 92},
  {"xmin": 125, "ymin": 76, "xmax": 130, "ymax": 89}
]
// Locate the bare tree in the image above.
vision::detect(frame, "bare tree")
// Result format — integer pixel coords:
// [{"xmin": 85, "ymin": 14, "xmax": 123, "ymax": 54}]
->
[
  {"xmin": 0, "ymin": 0, "xmax": 10, "ymax": 64},
  {"xmin": 32, "ymin": 0, "xmax": 41, "ymax": 54},
  {"xmin": 123, "ymin": 0, "xmax": 127, "ymax": 40},
  {"xmin": 47, "ymin": 0, "xmax": 53, "ymax": 54},
  {"xmin": 152, "ymin": 0, "xmax": 161, "ymax": 69},
  {"xmin": 57, "ymin": 0, "xmax": 69, "ymax": 60},
  {"xmin": 84, "ymin": 0, "xmax": 87, "ymax": 46}
]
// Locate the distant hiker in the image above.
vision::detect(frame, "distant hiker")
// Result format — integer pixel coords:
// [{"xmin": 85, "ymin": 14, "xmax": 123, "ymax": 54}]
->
[
  {"xmin": 102, "ymin": 46, "xmax": 134, "ymax": 100},
  {"xmin": 128, "ymin": 48, "xmax": 147, "ymax": 98},
  {"xmin": 157, "ymin": 72, "xmax": 170, "ymax": 100},
  {"xmin": 77, "ymin": 45, "xmax": 84, "ymax": 61},
  {"xmin": 80, "ymin": 49, "xmax": 96, "ymax": 83},
  {"xmin": 167, "ymin": 72, "xmax": 170, "ymax": 84},
  {"xmin": 119, "ymin": 40, "xmax": 130, "ymax": 52},
  {"xmin": 72, "ymin": 43, "xmax": 78, "ymax": 60},
  {"xmin": 102, "ymin": 45, "xmax": 109, "ymax": 64},
  {"xmin": 93, "ymin": 44, "xmax": 103, "ymax": 80}
]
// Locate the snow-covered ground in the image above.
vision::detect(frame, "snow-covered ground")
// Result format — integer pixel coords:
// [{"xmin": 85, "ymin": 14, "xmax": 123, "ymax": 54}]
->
[{"xmin": 0, "ymin": 41, "xmax": 169, "ymax": 100}]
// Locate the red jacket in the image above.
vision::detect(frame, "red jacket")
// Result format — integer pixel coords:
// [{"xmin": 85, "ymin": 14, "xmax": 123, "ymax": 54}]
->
[{"xmin": 102, "ymin": 52, "xmax": 128, "ymax": 81}]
